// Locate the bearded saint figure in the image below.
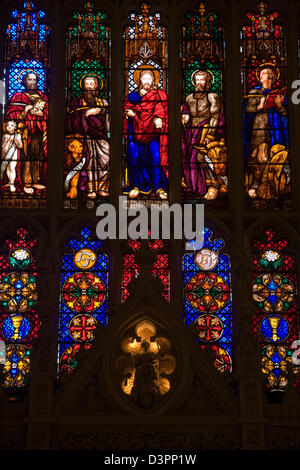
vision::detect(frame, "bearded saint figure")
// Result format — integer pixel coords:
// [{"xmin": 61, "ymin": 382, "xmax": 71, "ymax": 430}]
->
[
  {"xmin": 123, "ymin": 67, "xmax": 168, "ymax": 200},
  {"xmin": 181, "ymin": 70, "xmax": 227, "ymax": 200},
  {"xmin": 3, "ymin": 71, "xmax": 48, "ymax": 194},
  {"xmin": 65, "ymin": 74, "xmax": 110, "ymax": 199}
]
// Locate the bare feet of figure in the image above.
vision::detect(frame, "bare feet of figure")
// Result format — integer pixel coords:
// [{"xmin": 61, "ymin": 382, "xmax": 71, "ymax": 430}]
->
[
  {"xmin": 129, "ymin": 188, "xmax": 140, "ymax": 198},
  {"xmin": 156, "ymin": 188, "xmax": 168, "ymax": 200},
  {"xmin": 204, "ymin": 187, "xmax": 218, "ymax": 200},
  {"xmin": 98, "ymin": 190, "xmax": 109, "ymax": 197}
]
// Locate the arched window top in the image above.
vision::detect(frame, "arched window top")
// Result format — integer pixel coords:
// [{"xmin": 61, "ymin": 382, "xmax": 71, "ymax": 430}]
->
[
  {"xmin": 8, "ymin": 1, "xmax": 49, "ymax": 42},
  {"xmin": 6, "ymin": 1, "xmax": 50, "ymax": 99},
  {"xmin": 252, "ymin": 226, "xmax": 289, "ymax": 252},
  {"xmin": 127, "ymin": 238, "xmax": 166, "ymax": 252},
  {"xmin": 70, "ymin": 1, "xmax": 108, "ymax": 25},
  {"xmin": 122, "ymin": 238, "xmax": 169, "ymax": 302},
  {"xmin": 66, "ymin": 227, "xmax": 103, "ymax": 251}
]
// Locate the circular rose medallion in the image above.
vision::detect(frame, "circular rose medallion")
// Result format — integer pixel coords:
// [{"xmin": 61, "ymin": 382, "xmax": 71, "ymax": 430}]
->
[
  {"xmin": 185, "ymin": 273, "xmax": 229, "ymax": 313},
  {"xmin": 3, "ymin": 344, "xmax": 31, "ymax": 388},
  {"xmin": 194, "ymin": 314, "xmax": 224, "ymax": 342},
  {"xmin": 253, "ymin": 273, "xmax": 294, "ymax": 312},
  {"xmin": 73, "ymin": 248, "xmax": 97, "ymax": 270},
  {"xmin": 194, "ymin": 249, "xmax": 218, "ymax": 271},
  {"xmin": 68, "ymin": 313, "xmax": 97, "ymax": 342},
  {"xmin": 63, "ymin": 272, "xmax": 105, "ymax": 312},
  {"xmin": 0, "ymin": 272, "xmax": 37, "ymax": 313}
]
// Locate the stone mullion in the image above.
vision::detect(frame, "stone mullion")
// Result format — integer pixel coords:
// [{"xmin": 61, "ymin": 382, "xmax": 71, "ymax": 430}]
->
[
  {"xmin": 225, "ymin": 0, "xmax": 245, "ymax": 369},
  {"xmin": 47, "ymin": 1, "xmax": 65, "ymax": 222},
  {"xmin": 286, "ymin": 0, "xmax": 300, "ymax": 212},
  {"xmin": 225, "ymin": 0, "xmax": 244, "ymax": 242},
  {"xmin": 167, "ymin": 5, "xmax": 182, "ymax": 306},
  {"xmin": 109, "ymin": 6, "xmax": 123, "ymax": 310},
  {"xmin": 27, "ymin": 0, "xmax": 66, "ymax": 449},
  {"xmin": 167, "ymin": 5, "xmax": 181, "ymax": 206},
  {"xmin": 46, "ymin": 0, "xmax": 66, "ymax": 373}
]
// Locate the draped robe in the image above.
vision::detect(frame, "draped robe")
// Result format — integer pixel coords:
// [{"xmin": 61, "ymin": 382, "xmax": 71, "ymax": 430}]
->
[
  {"xmin": 65, "ymin": 96, "xmax": 110, "ymax": 194},
  {"xmin": 243, "ymin": 85, "xmax": 289, "ymax": 163},
  {"xmin": 123, "ymin": 87, "xmax": 168, "ymax": 194},
  {"xmin": 181, "ymin": 97, "xmax": 226, "ymax": 196},
  {"xmin": 243, "ymin": 85, "xmax": 290, "ymax": 198}
]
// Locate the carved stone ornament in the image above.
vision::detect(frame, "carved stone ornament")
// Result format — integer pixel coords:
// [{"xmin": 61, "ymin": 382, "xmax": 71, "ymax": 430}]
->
[{"xmin": 115, "ymin": 320, "xmax": 176, "ymax": 409}]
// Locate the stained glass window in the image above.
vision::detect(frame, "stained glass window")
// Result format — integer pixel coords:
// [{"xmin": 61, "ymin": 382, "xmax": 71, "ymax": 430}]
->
[
  {"xmin": 58, "ymin": 228, "xmax": 108, "ymax": 375},
  {"xmin": 123, "ymin": 3, "xmax": 168, "ymax": 202},
  {"xmin": 121, "ymin": 239, "xmax": 169, "ymax": 302},
  {"xmin": 64, "ymin": 1, "xmax": 110, "ymax": 210},
  {"xmin": 181, "ymin": 3, "xmax": 228, "ymax": 205},
  {"xmin": 252, "ymin": 228, "xmax": 300, "ymax": 391},
  {"xmin": 0, "ymin": 2, "xmax": 50, "ymax": 209},
  {"xmin": 241, "ymin": 1, "xmax": 291, "ymax": 209},
  {"xmin": 0, "ymin": 228, "xmax": 40, "ymax": 395},
  {"xmin": 183, "ymin": 227, "xmax": 233, "ymax": 374}
]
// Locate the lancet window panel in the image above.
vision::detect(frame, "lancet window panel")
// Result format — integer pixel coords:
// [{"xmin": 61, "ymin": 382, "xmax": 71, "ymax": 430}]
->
[
  {"xmin": 183, "ymin": 227, "xmax": 233, "ymax": 375},
  {"xmin": 63, "ymin": 1, "xmax": 111, "ymax": 210},
  {"xmin": 0, "ymin": 227, "xmax": 40, "ymax": 397},
  {"xmin": 181, "ymin": 2, "xmax": 228, "ymax": 207},
  {"xmin": 122, "ymin": 3, "xmax": 169, "ymax": 203},
  {"xmin": 241, "ymin": 1, "xmax": 291, "ymax": 210},
  {"xmin": 0, "ymin": 1, "xmax": 50, "ymax": 209},
  {"xmin": 58, "ymin": 228, "xmax": 109, "ymax": 375},
  {"xmin": 251, "ymin": 227, "xmax": 300, "ymax": 391}
]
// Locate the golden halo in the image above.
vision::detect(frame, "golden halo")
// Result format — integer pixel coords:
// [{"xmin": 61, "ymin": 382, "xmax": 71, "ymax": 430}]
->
[
  {"xmin": 17, "ymin": 69, "xmax": 39, "ymax": 84},
  {"xmin": 133, "ymin": 65, "xmax": 160, "ymax": 86},
  {"xmin": 80, "ymin": 73, "xmax": 103, "ymax": 90},
  {"xmin": 255, "ymin": 63, "xmax": 280, "ymax": 83},
  {"xmin": 191, "ymin": 69, "xmax": 215, "ymax": 86}
]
